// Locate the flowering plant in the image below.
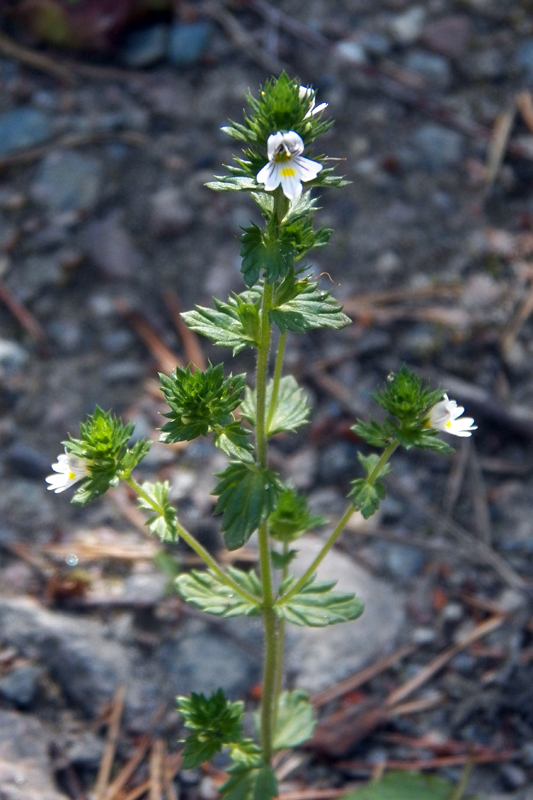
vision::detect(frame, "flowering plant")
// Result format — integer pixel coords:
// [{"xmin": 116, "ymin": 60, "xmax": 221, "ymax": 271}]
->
[{"xmin": 47, "ymin": 74, "xmax": 476, "ymax": 798}]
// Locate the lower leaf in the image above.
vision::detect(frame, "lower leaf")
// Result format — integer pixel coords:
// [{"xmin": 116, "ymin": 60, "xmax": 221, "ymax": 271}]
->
[
  {"xmin": 220, "ymin": 765, "xmax": 278, "ymax": 800},
  {"xmin": 274, "ymin": 690, "xmax": 316, "ymax": 750},
  {"xmin": 276, "ymin": 574, "xmax": 364, "ymax": 627}
]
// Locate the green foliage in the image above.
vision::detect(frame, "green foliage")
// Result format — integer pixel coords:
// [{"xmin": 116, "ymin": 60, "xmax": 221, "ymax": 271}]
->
[
  {"xmin": 270, "ymin": 274, "xmax": 351, "ymax": 334},
  {"xmin": 348, "ymin": 452, "xmax": 391, "ymax": 519},
  {"xmin": 271, "ymin": 548, "xmax": 298, "ymax": 569},
  {"xmin": 65, "ymin": 406, "xmax": 150, "ymax": 505},
  {"xmin": 273, "ymin": 690, "xmax": 316, "ymax": 749},
  {"xmin": 229, "ymin": 739, "xmax": 263, "ymax": 768},
  {"xmin": 242, "ymin": 376, "xmax": 311, "ymax": 437},
  {"xmin": 159, "ymin": 363, "xmax": 246, "ymax": 443},
  {"xmin": 269, "ymin": 488, "xmax": 326, "ymax": 543},
  {"xmin": 175, "ymin": 567, "xmax": 262, "ymax": 618},
  {"xmin": 342, "ymin": 771, "xmax": 482, "ymax": 800},
  {"xmin": 181, "ymin": 290, "xmax": 261, "ymax": 354},
  {"xmin": 276, "ymin": 574, "xmax": 364, "ymax": 627},
  {"xmin": 177, "ymin": 690, "xmax": 246, "ymax": 769},
  {"xmin": 137, "ymin": 481, "xmax": 178, "ymax": 542},
  {"xmin": 213, "ymin": 462, "xmax": 283, "ymax": 550},
  {"xmin": 214, "ymin": 420, "xmax": 254, "ymax": 463},
  {"xmin": 240, "ymin": 223, "xmax": 295, "ymax": 287},
  {"xmin": 220, "ymin": 765, "xmax": 278, "ymax": 800},
  {"xmin": 352, "ymin": 367, "xmax": 455, "ymax": 454}
]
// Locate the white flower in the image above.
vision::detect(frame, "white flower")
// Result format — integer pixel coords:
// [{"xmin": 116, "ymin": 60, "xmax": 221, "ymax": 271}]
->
[
  {"xmin": 256, "ymin": 131, "xmax": 323, "ymax": 200},
  {"xmin": 299, "ymin": 85, "xmax": 328, "ymax": 118},
  {"xmin": 45, "ymin": 450, "xmax": 90, "ymax": 493},
  {"xmin": 426, "ymin": 395, "xmax": 477, "ymax": 437}
]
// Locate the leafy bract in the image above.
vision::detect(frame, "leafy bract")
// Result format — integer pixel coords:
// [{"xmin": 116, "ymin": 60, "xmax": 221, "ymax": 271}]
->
[
  {"xmin": 137, "ymin": 481, "xmax": 178, "ymax": 542},
  {"xmin": 276, "ymin": 574, "xmax": 364, "ymax": 627},
  {"xmin": 175, "ymin": 567, "xmax": 262, "ymax": 618},
  {"xmin": 181, "ymin": 290, "xmax": 261, "ymax": 355},
  {"xmin": 270, "ymin": 275, "xmax": 351, "ymax": 334},
  {"xmin": 269, "ymin": 488, "xmax": 326, "ymax": 543},
  {"xmin": 342, "ymin": 771, "xmax": 482, "ymax": 800},
  {"xmin": 159, "ymin": 364, "xmax": 246, "ymax": 444},
  {"xmin": 273, "ymin": 690, "xmax": 316, "ymax": 750},
  {"xmin": 177, "ymin": 690, "xmax": 245, "ymax": 769},
  {"xmin": 213, "ymin": 462, "xmax": 282, "ymax": 550},
  {"xmin": 240, "ymin": 223, "xmax": 294, "ymax": 286},
  {"xmin": 220, "ymin": 765, "xmax": 278, "ymax": 800},
  {"xmin": 214, "ymin": 420, "xmax": 254, "ymax": 463},
  {"xmin": 241, "ymin": 376, "xmax": 311, "ymax": 437},
  {"xmin": 348, "ymin": 452, "xmax": 391, "ymax": 520}
]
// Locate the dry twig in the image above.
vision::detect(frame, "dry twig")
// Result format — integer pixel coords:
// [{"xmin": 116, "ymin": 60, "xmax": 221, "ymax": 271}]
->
[
  {"xmin": 95, "ymin": 686, "xmax": 126, "ymax": 800},
  {"xmin": 0, "ymin": 278, "xmax": 47, "ymax": 346},
  {"xmin": 164, "ymin": 289, "xmax": 206, "ymax": 371}
]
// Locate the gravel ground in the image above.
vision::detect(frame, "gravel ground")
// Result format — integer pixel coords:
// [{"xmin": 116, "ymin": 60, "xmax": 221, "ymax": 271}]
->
[{"xmin": 1, "ymin": 1, "xmax": 533, "ymax": 798}]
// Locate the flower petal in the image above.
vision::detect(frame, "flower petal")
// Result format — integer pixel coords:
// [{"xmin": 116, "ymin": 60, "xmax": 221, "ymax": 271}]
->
[
  {"xmin": 267, "ymin": 132, "xmax": 285, "ymax": 160},
  {"xmin": 257, "ymin": 161, "xmax": 281, "ymax": 192},
  {"xmin": 294, "ymin": 155, "xmax": 323, "ymax": 182},
  {"xmin": 280, "ymin": 169, "xmax": 303, "ymax": 199}
]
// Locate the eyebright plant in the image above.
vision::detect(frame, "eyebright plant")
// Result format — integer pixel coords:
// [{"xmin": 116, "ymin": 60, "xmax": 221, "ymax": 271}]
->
[{"xmin": 46, "ymin": 74, "xmax": 477, "ymax": 798}]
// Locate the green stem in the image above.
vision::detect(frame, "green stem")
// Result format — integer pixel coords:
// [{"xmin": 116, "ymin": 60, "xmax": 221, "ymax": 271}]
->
[
  {"xmin": 123, "ymin": 476, "xmax": 259, "ymax": 607},
  {"xmin": 273, "ymin": 542, "xmax": 288, "ymax": 728},
  {"xmin": 278, "ymin": 440, "xmax": 399, "ymax": 605},
  {"xmin": 266, "ymin": 330, "xmax": 286, "ymax": 433},
  {"xmin": 255, "ymin": 280, "xmax": 278, "ymax": 766}
]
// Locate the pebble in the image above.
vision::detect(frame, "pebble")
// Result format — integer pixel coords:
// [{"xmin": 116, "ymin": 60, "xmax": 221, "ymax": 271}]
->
[
  {"xmin": 120, "ymin": 24, "xmax": 169, "ymax": 68},
  {"xmin": 421, "ymin": 15, "xmax": 470, "ymax": 58},
  {"xmin": 101, "ymin": 360, "xmax": 146, "ymax": 384},
  {"xmin": 358, "ymin": 32, "xmax": 391, "ymax": 57},
  {"xmin": 31, "ymin": 150, "xmax": 103, "ymax": 213},
  {"xmin": 4, "ymin": 443, "xmax": 51, "ymax": 479},
  {"xmin": 462, "ymin": 48, "xmax": 506, "ymax": 81},
  {"xmin": 318, "ymin": 441, "xmax": 359, "ymax": 484},
  {"xmin": 334, "ymin": 40, "xmax": 367, "ymax": 65},
  {"xmin": 0, "ymin": 664, "xmax": 40, "ymax": 707},
  {"xmin": 515, "ymin": 39, "xmax": 533, "ymax": 81},
  {"xmin": 85, "ymin": 210, "xmax": 144, "ymax": 279},
  {"xmin": 412, "ymin": 123, "xmax": 464, "ymax": 169},
  {"xmin": 286, "ymin": 536, "xmax": 405, "ymax": 692},
  {"xmin": 499, "ymin": 763, "xmax": 527, "ymax": 790},
  {"xmin": 404, "ymin": 49, "xmax": 451, "ymax": 89},
  {"xmin": 388, "ymin": 6, "xmax": 426, "ymax": 45},
  {"xmin": 0, "ymin": 339, "xmax": 28, "ymax": 377},
  {"xmin": 168, "ymin": 21, "xmax": 213, "ymax": 66},
  {"xmin": 8, "ymin": 254, "xmax": 63, "ymax": 304},
  {"xmin": 384, "ymin": 543, "xmax": 425, "ymax": 579},
  {"xmin": 0, "ymin": 107, "xmax": 53, "ymax": 158},
  {"xmin": 149, "ymin": 187, "xmax": 194, "ymax": 236}
]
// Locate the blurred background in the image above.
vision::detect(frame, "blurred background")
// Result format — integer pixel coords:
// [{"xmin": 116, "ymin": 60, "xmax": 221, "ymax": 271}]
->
[{"xmin": 1, "ymin": 1, "xmax": 533, "ymax": 799}]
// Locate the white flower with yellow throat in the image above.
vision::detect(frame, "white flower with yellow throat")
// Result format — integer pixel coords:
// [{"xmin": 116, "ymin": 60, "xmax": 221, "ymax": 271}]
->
[
  {"xmin": 256, "ymin": 131, "xmax": 322, "ymax": 200},
  {"xmin": 46, "ymin": 450, "xmax": 90, "ymax": 493}
]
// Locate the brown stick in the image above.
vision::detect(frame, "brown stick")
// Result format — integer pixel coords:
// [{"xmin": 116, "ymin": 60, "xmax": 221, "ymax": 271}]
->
[
  {"xmin": 149, "ymin": 740, "xmax": 164, "ymax": 800},
  {"xmin": 164, "ymin": 289, "xmax": 207, "ymax": 371},
  {"xmin": 117, "ymin": 300, "xmax": 183, "ymax": 375},
  {"xmin": 0, "ymin": 278, "xmax": 47, "ymax": 345},
  {"xmin": 0, "ymin": 30, "xmax": 75, "ymax": 84},
  {"xmin": 337, "ymin": 750, "xmax": 519, "ymax": 773},
  {"xmin": 0, "ymin": 131, "xmax": 148, "ymax": 170},
  {"xmin": 95, "ymin": 686, "xmax": 127, "ymax": 800}
]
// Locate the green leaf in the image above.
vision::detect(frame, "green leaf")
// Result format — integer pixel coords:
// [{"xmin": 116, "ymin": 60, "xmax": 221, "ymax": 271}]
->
[
  {"xmin": 348, "ymin": 478, "xmax": 385, "ymax": 519},
  {"xmin": 175, "ymin": 567, "xmax": 262, "ymax": 618},
  {"xmin": 177, "ymin": 690, "xmax": 245, "ymax": 769},
  {"xmin": 181, "ymin": 297, "xmax": 259, "ymax": 355},
  {"xmin": 213, "ymin": 462, "xmax": 282, "ymax": 550},
  {"xmin": 229, "ymin": 739, "xmax": 263, "ymax": 768},
  {"xmin": 159, "ymin": 364, "xmax": 246, "ymax": 444},
  {"xmin": 241, "ymin": 376, "xmax": 311, "ymax": 437},
  {"xmin": 206, "ymin": 175, "xmax": 259, "ymax": 192},
  {"xmin": 269, "ymin": 488, "xmax": 326, "ymax": 543},
  {"xmin": 273, "ymin": 690, "xmax": 316, "ymax": 750},
  {"xmin": 214, "ymin": 420, "xmax": 254, "ymax": 463},
  {"xmin": 276, "ymin": 574, "xmax": 364, "ymax": 627},
  {"xmin": 239, "ymin": 223, "xmax": 294, "ymax": 287},
  {"xmin": 342, "ymin": 771, "xmax": 482, "ymax": 800},
  {"xmin": 270, "ymin": 277, "xmax": 351, "ymax": 334},
  {"xmin": 271, "ymin": 548, "xmax": 298, "ymax": 569},
  {"xmin": 373, "ymin": 365, "xmax": 445, "ymax": 422},
  {"xmin": 220, "ymin": 765, "xmax": 278, "ymax": 800},
  {"xmin": 137, "ymin": 481, "xmax": 178, "ymax": 542}
]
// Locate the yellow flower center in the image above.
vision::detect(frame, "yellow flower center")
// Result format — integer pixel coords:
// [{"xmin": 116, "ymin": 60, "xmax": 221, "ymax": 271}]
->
[
  {"xmin": 68, "ymin": 470, "xmax": 76, "ymax": 480},
  {"xmin": 280, "ymin": 166, "xmax": 296, "ymax": 177},
  {"xmin": 445, "ymin": 420, "xmax": 452, "ymax": 428}
]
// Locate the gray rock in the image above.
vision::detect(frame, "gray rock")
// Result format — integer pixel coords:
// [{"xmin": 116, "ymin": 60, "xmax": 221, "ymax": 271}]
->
[
  {"xmin": 31, "ymin": 151, "xmax": 102, "ymax": 213},
  {"xmin": 421, "ymin": 15, "xmax": 470, "ymax": 59},
  {"xmin": 0, "ymin": 665, "xmax": 40, "ymax": 707},
  {"xmin": 0, "ymin": 108, "xmax": 53, "ymax": 158},
  {"xmin": 168, "ymin": 22, "xmax": 213, "ymax": 66},
  {"xmin": 462, "ymin": 48, "xmax": 506, "ymax": 81},
  {"xmin": 0, "ymin": 480, "xmax": 56, "ymax": 534},
  {"xmin": 319, "ymin": 442, "xmax": 359, "ymax": 484},
  {"xmin": 412, "ymin": 123, "xmax": 464, "ymax": 169},
  {"xmin": 0, "ymin": 339, "xmax": 28, "ymax": 377},
  {"xmin": 388, "ymin": 6, "xmax": 425, "ymax": 45},
  {"xmin": 0, "ymin": 598, "xmax": 131, "ymax": 716},
  {"xmin": 149, "ymin": 187, "xmax": 194, "ymax": 236},
  {"xmin": 121, "ymin": 24, "xmax": 169, "ymax": 68},
  {"xmin": 85, "ymin": 210, "xmax": 144, "ymax": 279},
  {"xmin": 0, "ymin": 710, "xmax": 69, "ymax": 800},
  {"xmin": 404, "ymin": 49, "xmax": 451, "ymax": 89},
  {"xmin": 334, "ymin": 40, "xmax": 367, "ymax": 65},
  {"xmin": 358, "ymin": 32, "xmax": 391, "ymax": 57},
  {"xmin": 384, "ymin": 542, "xmax": 425, "ymax": 579},
  {"xmin": 515, "ymin": 39, "xmax": 533, "ymax": 81},
  {"xmin": 286, "ymin": 536, "xmax": 405, "ymax": 692},
  {"xmin": 4, "ymin": 443, "xmax": 51, "ymax": 479},
  {"xmin": 8, "ymin": 254, "xmax": 63, "ymax": 304}
]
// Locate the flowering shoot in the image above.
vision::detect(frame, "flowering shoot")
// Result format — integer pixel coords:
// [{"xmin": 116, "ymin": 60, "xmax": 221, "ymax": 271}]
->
[
  {"xmin": 45, "ymin": 451, "xmax": 90, "ymax": 493},
  {"xmin": 256, "ymin": 131, "xmax": 322, "ymax": 199},
  {"xmin": 425, "ymin": 394, "xmax": 477, "ymax": 437}
]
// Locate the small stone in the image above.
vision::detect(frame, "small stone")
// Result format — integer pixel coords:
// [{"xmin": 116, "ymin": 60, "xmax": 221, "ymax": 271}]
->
[
  {"xmin": 31, "ymin": 151, "xmax": 102, "ymax": 213},
  {"xmin": 375, "ymin": 250, "xmax": 401, "ymax": 275},
  {"xmin": 388, "ymin": 6, "xmax": 426, "ymax": 45},
  {"xmin": 149, "ymin": 187, "xmax": 193, "ymax": 236},
  {"xmin": 412, "ymin": 123, "xmax": 464, "ymax": 169},
  {"xmin": 462, "ymin": 49, "xmax": 506, "ymax": 81},
  {"xmin": 120, "ymin": 24, "xmax": 169, "ymax": 68},
  {"xmin": 0, "ymin": 108, "xmax": 53, "ymax": 157},
  {"xmin": 0, "ymin": 339, "xmax": 28, "ymax": 377},
  {"xmin": 499, "ymin": 763, "xmax": 527, "ymax": 790},
  {"xmin": 8, "ymin": 254, "xmax": 62, "ymax": 304},
  {"xmin": 101, "ymin": 361, "xmax": 146, "ymax": 384},
  {"xmin": 4, "ymin": 443, "xmax": 51, "ymax": 479},
  {"xmin": 319, "ymin": 441, "xmax": 358, "ymax": 484},
  {"xmin": 358, "ymin": 32, "xmax": 391, "ymax": 56},
  {"xmin": 0, "ymin": 664, "xmax": 40, "ymax": 707},
  {"xmin": 411, "ymin": 627, "xmax": 437, "ymax": 645},
  {"xmin": 421, "ymin": 15, "xmax": 470, "ymax": 58},
  {"xmin": 334, "ymin": 40, "xmax": 367, "ymax": 65},
  {"xmin": 404, "ymin": 49, "xmax": 451, "ymax": 89},
  {"xmin": 85, "ymin": 210, "xmax": 144, "ymax": 279},
  {"xmin": 515, "ymin": 39, "xmax": 533, "ymax": 81},
  {"xmin": 168, "ymin": 21, "xmax": 213, "ymax": 66},
  {"xmin": 385, "ymin": 543, "xmax": 425, "ymax": 579}
]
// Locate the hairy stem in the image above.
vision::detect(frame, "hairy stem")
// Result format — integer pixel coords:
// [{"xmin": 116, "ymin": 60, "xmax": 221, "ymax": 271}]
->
[
  {"xmin": 123, "ymin": 476, "xmax": 259, "ymax": 606},
  {"xmin": 273, "ymin": 542, "xmax": 288, "ymax": 728},
  {"xmin": 278, "ymin": 440, "xmax": 400, "ymax": 605},
  {"xmin": 266, "ymin": 330, "xmax": 286, "ymax": 433}
]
